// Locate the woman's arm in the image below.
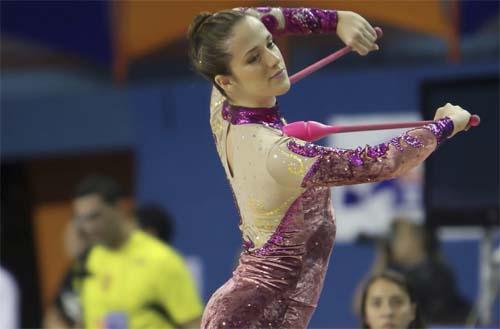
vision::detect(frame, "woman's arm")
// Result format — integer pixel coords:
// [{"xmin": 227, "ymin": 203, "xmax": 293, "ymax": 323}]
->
[
  {"xmin": 236, "ymin": 7, "xmax": 378, "ymax": 55},
  {"xmin": 236, "ymin": 7, "xmax": 338, "ymax": 36},
  {"xmin": 266, "ymin": 102, "xmax": 471, "ymax": 188},
  {"xmin": 267, "ymin": 118, "xmax": 453, "ymax": 188}
]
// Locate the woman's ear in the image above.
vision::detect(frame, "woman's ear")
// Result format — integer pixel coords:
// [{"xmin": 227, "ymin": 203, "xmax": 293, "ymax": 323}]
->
[{"xmin": 214, "ymin": 74, "xmax": 233, "ymax": 94}]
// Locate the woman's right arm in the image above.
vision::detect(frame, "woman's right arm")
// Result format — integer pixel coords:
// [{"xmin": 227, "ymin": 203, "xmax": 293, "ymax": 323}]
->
[
  {"xmin": 236, "ymin": 7, "xmax": 378, "ymax": 55},
  {"xmin": 236, "ymin": 7, "xmax": 338, "ymax": 36}
]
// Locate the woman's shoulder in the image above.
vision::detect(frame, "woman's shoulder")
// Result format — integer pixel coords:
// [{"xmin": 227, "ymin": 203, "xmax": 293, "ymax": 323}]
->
[{"xmin": 230, "ymin": 122, "xmax": 284, "ymax": 142}]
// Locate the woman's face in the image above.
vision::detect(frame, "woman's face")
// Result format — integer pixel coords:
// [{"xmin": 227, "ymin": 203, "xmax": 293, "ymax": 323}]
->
[
  {"xmin": 364, "ymin": 279, "xmax": 416, "ymax": 329},
  {"xmin": 217, "ymin": 15, "xmax": 290, "ymax": 106}
]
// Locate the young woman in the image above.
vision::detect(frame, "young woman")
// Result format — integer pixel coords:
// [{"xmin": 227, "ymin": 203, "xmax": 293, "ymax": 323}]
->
[
  {"xmin": 188, "ymin": 7, "xmax": 471, "ymax": 328},
  {"xmin": 360, "ymin": 271, "xmax": 424, "ymax": 329},
  {"xmin": 365, "ymin": 219, "xmax": 472, "ymax": 324}
]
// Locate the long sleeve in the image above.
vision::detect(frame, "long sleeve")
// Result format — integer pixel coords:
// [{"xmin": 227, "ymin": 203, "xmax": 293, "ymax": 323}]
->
[
  {"xmin": 267, "ymin": 118, "xmax": 453, "ymax": 188},
  {"xmin": 237, "ymin": 7, "xmax": 338, "ymax": 36}
]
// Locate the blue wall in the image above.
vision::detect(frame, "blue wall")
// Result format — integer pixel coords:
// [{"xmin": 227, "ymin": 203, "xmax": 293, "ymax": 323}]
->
[
  {"xmin": 1, "ymin": 70, "xmax": 133, "ymax": 158},
  {"xmin": 2, "ymin": 61, "xmax": 498, "ymax": 327}
]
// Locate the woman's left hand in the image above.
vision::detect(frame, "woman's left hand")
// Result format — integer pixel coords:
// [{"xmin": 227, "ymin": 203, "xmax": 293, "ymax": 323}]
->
[{"xmin": 336, "ymin": 11, "xmax": 379, "ymax": 56}]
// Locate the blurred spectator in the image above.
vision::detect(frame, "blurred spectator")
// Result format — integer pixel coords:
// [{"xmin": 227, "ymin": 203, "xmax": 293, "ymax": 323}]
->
[
  {"xmin": 135, "ymin": 204, "xmax": 174, "ymax": 244},
  {"xmin": 44, "ymin": 175, "xmax": 203, "ymax": 329},
  {"xmin": 359, "ymin": 270, "xmax": 424, "ymax": 329},
  {"xmin": 356, "ymin": 218, "xmax": 472, "ymax": 325},
  {"xmin": 0, "ymin": 266, "xmax": 20, "ymax": 329},
  {"xmin": 135, "ymin": 203, "xmax": 203, "ymax": 300},
  {"xmin": 63, "ymin": 219, "xmax": 92, "ymax": 260},
  {"xmin": 135, "ymin": 204, "xmax": 203, "ymax": 299}
]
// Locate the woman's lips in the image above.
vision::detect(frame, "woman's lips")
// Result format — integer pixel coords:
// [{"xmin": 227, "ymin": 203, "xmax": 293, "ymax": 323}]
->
[{"xmin": 270, "ymin": 68, "xmax": 285, "ymax": 79}]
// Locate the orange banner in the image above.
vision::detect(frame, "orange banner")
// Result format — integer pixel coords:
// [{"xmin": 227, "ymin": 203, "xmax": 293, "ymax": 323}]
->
[
  {"xmin": 113, "ymin": 1, "xmax": 453, "ymax": 79},
  {"xmin": 33, "ymin": 202, "xmax": 74, "ymax": 309}
]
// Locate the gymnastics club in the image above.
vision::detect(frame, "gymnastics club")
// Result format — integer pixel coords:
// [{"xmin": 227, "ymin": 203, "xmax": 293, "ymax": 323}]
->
[
  {"xmin": 282, "ymin": 116, "xmax": 481, "ymax": 142},
  {"xmin": 284, "ymin": 27, "xmax": 481, "ymax": 141},
  {"xmin": 289, "ymin": 27, "xmax": 383, "ymax": 84}
]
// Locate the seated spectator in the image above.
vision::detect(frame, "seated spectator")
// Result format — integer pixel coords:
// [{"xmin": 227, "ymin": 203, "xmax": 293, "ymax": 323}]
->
[
  {"xmin": 359, "ymin": 270, "xmax": 424, "ymax": 329},
  {"xmin": 356, "ymin": 218, "xmax": 472, "ymax": 325},
  {"xmin": 135, "ymin": 204, "xmax": 174, "ymax": 244}
]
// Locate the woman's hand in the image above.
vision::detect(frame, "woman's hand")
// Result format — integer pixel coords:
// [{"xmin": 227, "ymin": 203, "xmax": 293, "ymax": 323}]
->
[
  {"xmin": 434, "ymin": 103, "xmax": 472, "ymax": 137},
  {"xmin": 337, "ymin": 11, "xmax": 379, "ymax": 56}
]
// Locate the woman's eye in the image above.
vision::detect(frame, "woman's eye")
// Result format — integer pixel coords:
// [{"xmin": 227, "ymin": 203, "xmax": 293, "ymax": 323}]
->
[
  {"xmin": 267, "ymin": 41, "xmax": 275, "ymax": 49},
  {"xmin": 390, "ymin": 297, "xmax": 404, "ymax": 307},
  {"xmin": 248, "ymin": 55, "xmax": 259, "ymax": 64}
]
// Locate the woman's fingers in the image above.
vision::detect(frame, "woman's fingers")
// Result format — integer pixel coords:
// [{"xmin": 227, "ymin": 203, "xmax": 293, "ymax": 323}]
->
[
  {"xmin": 362, "ymin": 25, "xmax": 380, "ymax": 50},
  {"xmin": 364, "ymin": 22, "xmax": 378, "ymax": 41},
  {"xmin": 352, "ymin": 28, "xmax": 378, "ymax": 55},
  {"xmin": 352, "ymin": 42, "xmax": 370, "ymax": 56},
  {"xmin": 336, "ymin": 11, "xmax": 380, "ymax": 56},
  {"xmin": 360, "ymin": 23, "xmax": 377, "ymax": 43}
]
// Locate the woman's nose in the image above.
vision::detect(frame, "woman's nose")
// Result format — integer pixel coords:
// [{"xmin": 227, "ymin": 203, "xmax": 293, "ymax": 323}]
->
[
  {"xmin": 265, "ymin": 49, "xmax": 280, "ymax": 67},
  {"xmin": 380, "ymin": 303, "xmax": 395, "ymax": 317}
]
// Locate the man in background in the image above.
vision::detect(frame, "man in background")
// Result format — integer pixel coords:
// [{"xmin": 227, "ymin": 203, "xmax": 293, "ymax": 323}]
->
[{"xmin": 44, "ymin": 175, "xmax": 203, "ymax": 328}]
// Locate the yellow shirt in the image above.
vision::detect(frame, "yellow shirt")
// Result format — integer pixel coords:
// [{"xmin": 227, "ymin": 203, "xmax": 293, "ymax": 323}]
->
[{"xmin": 81, "ymin": 230, "xmax": 203, "ymax": 329}]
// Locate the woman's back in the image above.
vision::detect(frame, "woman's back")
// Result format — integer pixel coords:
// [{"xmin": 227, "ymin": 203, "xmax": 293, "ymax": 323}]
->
[{"xmin": 210, "ymin": 87, "xmax": 331, "ymax": 249}]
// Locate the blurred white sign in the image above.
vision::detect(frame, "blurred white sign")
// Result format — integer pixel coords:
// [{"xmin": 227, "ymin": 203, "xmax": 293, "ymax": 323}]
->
[{"xmin": 327, "ymin": 113, "xmax": 425, "ymax": 242}]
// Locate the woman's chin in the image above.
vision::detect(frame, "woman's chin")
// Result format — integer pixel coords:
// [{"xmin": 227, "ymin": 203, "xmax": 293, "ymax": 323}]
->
[{"xmin": 275, "ymin": 80, "xmax": 291, "ymax": 96}]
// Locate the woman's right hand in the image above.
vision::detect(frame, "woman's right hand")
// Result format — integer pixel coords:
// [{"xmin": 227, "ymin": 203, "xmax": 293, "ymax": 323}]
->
[
  {"xmin": 434, "ymin": 103, "xmax": 471, "ymax": 137},
  {"xmin": 336, "ymin": 11, "xmax": 379, "ymax": 56}
]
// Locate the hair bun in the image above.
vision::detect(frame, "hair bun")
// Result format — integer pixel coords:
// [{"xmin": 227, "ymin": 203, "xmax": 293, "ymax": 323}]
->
[{"xmin": 187, "ymin": 12, "xmax": 212, "ymax": 41}]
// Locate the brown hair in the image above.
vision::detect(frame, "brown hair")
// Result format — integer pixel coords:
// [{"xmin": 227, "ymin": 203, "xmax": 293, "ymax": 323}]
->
[
  {"xmin": 360, "ymin": 271, "xmax": 425, "ymax": 329},
  {"xmin": 74, "ymin": 174, "xmax": 123, "ymax": 206},
  {"xmin": 187, "ymin": 10, "xmax": 247, "ymax": 96}
]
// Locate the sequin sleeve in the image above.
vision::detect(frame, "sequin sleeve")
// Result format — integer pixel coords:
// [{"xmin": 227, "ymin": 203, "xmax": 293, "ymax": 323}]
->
[
  {"xmin": 236, "ymin": 7, "xmax": 338, "ymax": 36},
  {"xmin": 267, "ymin": 118, "xmax": 453, "ymax": 188}
]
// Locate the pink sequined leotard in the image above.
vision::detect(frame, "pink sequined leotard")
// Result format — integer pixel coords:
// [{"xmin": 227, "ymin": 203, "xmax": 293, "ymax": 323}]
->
[{"xmin": 202, "ymin": 7, "xmax": 454, "ymax": 329}]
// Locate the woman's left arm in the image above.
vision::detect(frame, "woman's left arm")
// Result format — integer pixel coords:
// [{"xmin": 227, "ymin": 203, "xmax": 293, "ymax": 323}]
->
[
  {"xmin": 266, "ymin": 119, "xmax": 453, "ymax": 189},
  {"xmin": 236, "ymin": 7, "xmax": 378, "ymax": 55}
]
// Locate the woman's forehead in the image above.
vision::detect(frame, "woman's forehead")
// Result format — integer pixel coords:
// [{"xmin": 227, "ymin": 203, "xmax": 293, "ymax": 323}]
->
[
  {"xmin": 227, "ymin": 16, "xmax": 269, "ymax": 57},
  {"xmin": 368, "ymin": 279, "xmax": 406, "ymax": 296}
]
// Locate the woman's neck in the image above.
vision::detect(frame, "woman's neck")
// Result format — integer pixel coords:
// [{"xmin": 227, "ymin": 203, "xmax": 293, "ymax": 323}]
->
[{"xmin": 228, "ymin": 95, "xmax": 276, "ymax": 108}]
